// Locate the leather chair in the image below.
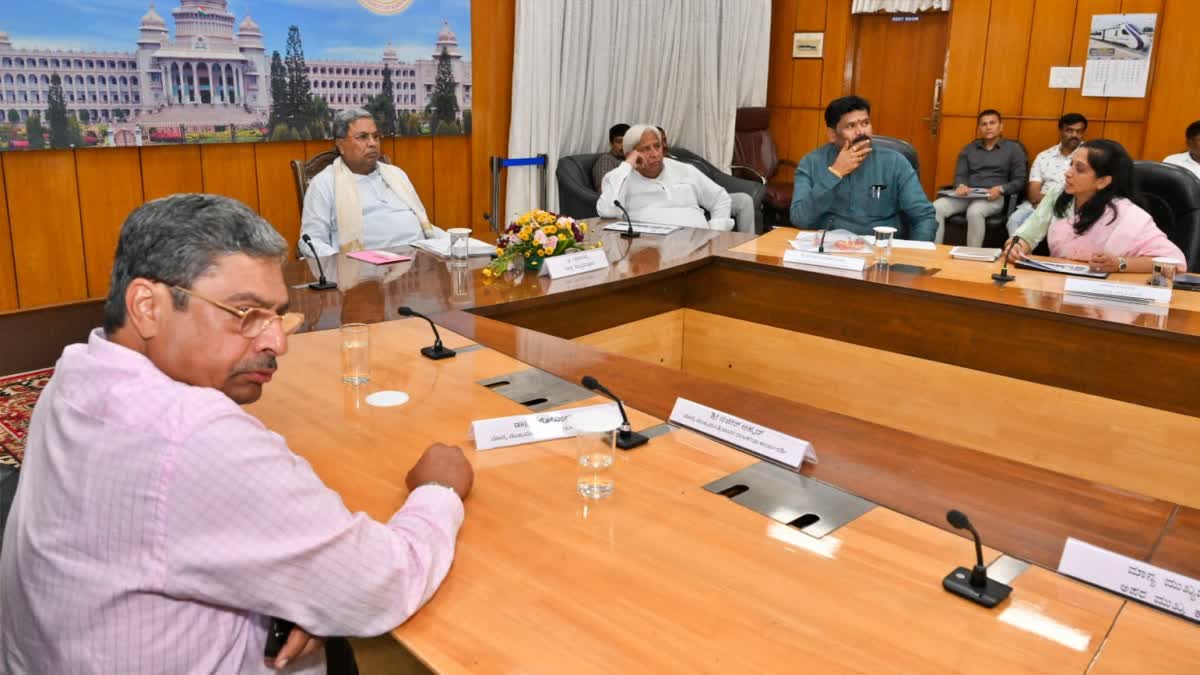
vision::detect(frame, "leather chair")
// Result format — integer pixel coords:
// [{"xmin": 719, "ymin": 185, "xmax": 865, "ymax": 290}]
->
[
  {"xmin": 1134, "ymin": 160, "xmax": 1200, "ymax": 271},
  {"xmin": 555, "ymin": 153, "xmax": 604, "ymax": 220},
  {"xmin": 554, "ymin": 150, "xmax": 765, "ymax": 229},
  {"xmin": 731, "ymin": 107, "xmax": 796, "ymax": 226},
  {"xmin": 940, "ymin": 139, "xmax": 1028, "ymax": 248},
  {"xmin": 870, "ymin": 135, "xmax": 919, "ymax": 173}
]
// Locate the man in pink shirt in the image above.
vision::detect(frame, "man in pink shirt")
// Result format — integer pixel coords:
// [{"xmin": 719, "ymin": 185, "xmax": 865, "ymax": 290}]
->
[{"xmin": 0, "ymin": 194, "xmax": 473, "ymax": 673}]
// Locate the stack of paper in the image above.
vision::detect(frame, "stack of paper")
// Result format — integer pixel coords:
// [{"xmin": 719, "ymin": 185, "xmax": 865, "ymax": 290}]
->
[
  {"xmin": 949, "ymin": 246, "xmax": 1001, "ymax": 262},
  {"xmin": 409, "ymin": 237, "xmax": 496, "ymax": 257}
]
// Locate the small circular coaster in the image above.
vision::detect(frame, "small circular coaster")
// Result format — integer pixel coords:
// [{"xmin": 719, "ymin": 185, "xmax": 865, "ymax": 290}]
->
[{"xmin": 365, "ymin": 390, "xmax": 410, "ymax": 407}]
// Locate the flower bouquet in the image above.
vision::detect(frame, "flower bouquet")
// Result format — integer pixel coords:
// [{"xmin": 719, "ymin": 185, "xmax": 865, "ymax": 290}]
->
[{"xmin": 482, "ymin": 210, "xmax": 597, "ymax": 278}]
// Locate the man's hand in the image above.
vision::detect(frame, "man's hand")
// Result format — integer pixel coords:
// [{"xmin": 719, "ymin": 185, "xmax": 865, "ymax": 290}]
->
[
  {"xmin": 268, "ymin": 626, "xmax": 324, "ymax": 670},
  {"xmin": 954, "ymin": 184, "xmax": 970, "ymax": 196},
  {"xmin": 986, "ymin": 186, "xmax": 1004, "ymax": 202},
  {"xmin": 625, "ymin": 150, "xmax": 645, "ymax": 170},
  {"xmin": 1003, "ymin": 237, "xmax": 1031, "ymax": 262},
  {"xmin": 406, "ymin": 443, "xmax": 474, "ymax": 500},
  {"xmin": 830, "ymin": 138, "xmax": 871, "ymax": 177}
]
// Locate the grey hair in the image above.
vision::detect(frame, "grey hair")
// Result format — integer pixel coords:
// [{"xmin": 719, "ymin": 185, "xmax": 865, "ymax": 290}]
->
[
  {"xmin": 332, "ymin": 107, "xmax": 375, "ymax": 139},
  {"xmin": 103, "ymin": 194, "xmax": 288, "ymax": 333},
  {"xmin": 622, "ymin": 124, "xmax": 662, "ymax": 154}
]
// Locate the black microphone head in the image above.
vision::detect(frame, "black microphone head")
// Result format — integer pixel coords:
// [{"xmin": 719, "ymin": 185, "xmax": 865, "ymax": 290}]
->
[
  {"xmin": 398, "ymin": 306, "xmax": 415, "ymax": 317},
  {"xmin": 946, "ymin": 509, "xmax": 971, "ymax": 530},
  {"xmin": 581, "ymin": 375, "xmax": 600, "ymax": 390},
  {"xmin": 613, "ymin": 200, "xmax": 622, "ymax": 208},
  {"xmin": 302, "ymin": 233, "xmax": 312, "ymax": 243}
]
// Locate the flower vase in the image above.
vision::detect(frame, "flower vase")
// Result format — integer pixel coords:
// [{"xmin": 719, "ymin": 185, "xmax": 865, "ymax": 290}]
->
[{"xmin": 524, "ymin": 254, "xmax": 545, "ymax": 272}]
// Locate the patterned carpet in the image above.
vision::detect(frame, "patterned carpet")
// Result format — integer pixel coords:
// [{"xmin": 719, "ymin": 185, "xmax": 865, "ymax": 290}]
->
[{"xmin": 0, "ymin": 368, "xmax": 53, "ymax": 468}]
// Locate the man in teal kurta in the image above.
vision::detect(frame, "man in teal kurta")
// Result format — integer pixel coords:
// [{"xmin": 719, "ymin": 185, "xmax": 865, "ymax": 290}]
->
[{"xmin": 790, "ymin": 96, "xmax": 937, "ymax": 241}]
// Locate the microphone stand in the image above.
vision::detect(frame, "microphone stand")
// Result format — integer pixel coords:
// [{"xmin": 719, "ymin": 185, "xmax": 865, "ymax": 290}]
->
[
  {"xmin": 398, "ymin": 307, "xmax": 456, "ymax": 360},
  {"xmin": 301, "ymin": 235, "xmax": 337, "ymax": 290},
  {"xmin": 942, "ymin": 509, "xmax": 1012, "ymax": 608},
  {"xmin": 581, "ymin": 376, "xmax": 649, "ymax": 449},
  {"xmin": 613, "ymin": 199, "xmax": 639, "ymax": 239},
  {"xmin": 992, "ymin": 235, "xmax": 1019, "ymax": 285}
]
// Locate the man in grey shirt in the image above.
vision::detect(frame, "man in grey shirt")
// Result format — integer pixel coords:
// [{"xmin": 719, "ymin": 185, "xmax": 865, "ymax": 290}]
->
[
  {"xmin": 933, "ymin": 109, "xmax": 1027, "ymax": 246},
  {"xmin": 591, "ymin": 123, "xmax": 631, "ymax": 190}
]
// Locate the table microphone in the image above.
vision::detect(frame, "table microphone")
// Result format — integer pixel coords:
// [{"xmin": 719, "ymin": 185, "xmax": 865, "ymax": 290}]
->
[
  {"xmin": 942, "ymin": 509, "xmax": 1012, "ymax": 608},
  {"xmin": 817, "ymin": 216, "xmax": 835, "ymax": 254},
  {"xmin": 580, "ymin": 375, "xmax": 648, "ymax": 449},
  {"xmin": 301, "ymin": 234, "xmax": 337, "ymax": 290},
  {"xmin": 397, "ymin": 306, "xmax": 456, "ymax": 360},
  {"xmin": 992, "ymin": 235, "xmax": 1019, "ymax": 285},
  {"xmin": 613, "ymin": 199, "xmax": 639, "ymax": 239}
]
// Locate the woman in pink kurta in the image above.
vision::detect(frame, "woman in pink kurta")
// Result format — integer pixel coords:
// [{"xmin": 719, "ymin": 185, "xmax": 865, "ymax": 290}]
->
[{"xmin": 1046, "ymin": 139, "xmax": 1186, "ymax": 273}]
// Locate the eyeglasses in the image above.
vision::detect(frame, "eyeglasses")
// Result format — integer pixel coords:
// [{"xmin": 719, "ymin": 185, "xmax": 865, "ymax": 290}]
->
[
  {"xmin": 172, "ymin": 286, "xmax": 304, "ymax": 339},
  {"xmin": 350, "ymin": 132, "xmax": 382, "ymax": 143}
]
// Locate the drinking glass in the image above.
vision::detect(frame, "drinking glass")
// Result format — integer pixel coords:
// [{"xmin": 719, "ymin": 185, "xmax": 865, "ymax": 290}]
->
[
  {"xmin": 573, "ymin": 409, "xmax": 621, "ymax": 499},
  {"xmin": 448, "ymin": 228, "xmax": 472, "ymax": 266},
  {"xmin": 340, "ymin": 323, "xmax": 370, "ymax": 384},
  {"xmin": 873, "ymin": 226, "xmax": 897, "ymax": 267},
  {"xmin": 1151, "ymin": 257, "xmax": 1179, "ymax": 288}
]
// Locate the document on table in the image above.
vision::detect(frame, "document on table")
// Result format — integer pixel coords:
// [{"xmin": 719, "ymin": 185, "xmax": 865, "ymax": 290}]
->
[
  {"xmin": 937, "ymin": 187, "xmax": 992, "ymax": 199},
  {"xmin": 409, "ymin": 237, "xmax": 496, "ymax": 257}
]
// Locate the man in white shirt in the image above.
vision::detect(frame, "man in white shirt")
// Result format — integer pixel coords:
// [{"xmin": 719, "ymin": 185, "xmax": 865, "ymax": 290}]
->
[
  {"xmin": 657, "ymin": 126, "xmax": 757, "ymax": 233},
  {"xmin": 597, "ymin": 124, "xmax": 733, "ymax": 230},
  {"xmin": 300, "ymin": 108, "xmax": 446, "ymax": 258},
  {"xmin": 1006, "ymin": 113, "xmax": 1087, "ymax": 234},
  {"xmin": 1163, "ymin": 120, "xmax": 1200, "ymax": 181}
]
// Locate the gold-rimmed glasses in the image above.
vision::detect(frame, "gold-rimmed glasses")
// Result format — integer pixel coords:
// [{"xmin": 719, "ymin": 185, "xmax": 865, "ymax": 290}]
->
[{"xmin": 172, "ymin": 286, "xmax": 304, "ymax": 338}]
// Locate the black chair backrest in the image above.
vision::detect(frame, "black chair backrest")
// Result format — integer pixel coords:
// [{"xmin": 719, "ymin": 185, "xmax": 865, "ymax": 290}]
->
[
  {"xmin": 555, "ymin": 153, "xmax": 603, "ymax": 220},
  {"xmin": 870, "ymin": 135, "xmax": 919, "ymax": 174},
  {"xmin": 1134, "ymin": 160, "xmax": 1200, "ymax": 271}
]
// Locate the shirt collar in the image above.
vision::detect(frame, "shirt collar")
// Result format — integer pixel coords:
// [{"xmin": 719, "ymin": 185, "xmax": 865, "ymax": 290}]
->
[{"xmin": 974, "ymin": 138, "xmax": 1005, "ymax": 150}]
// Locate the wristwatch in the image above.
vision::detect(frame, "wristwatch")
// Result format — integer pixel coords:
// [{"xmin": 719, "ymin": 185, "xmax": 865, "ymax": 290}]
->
[{"xmin": 1118, "ymin": 257, "xmax": 1128, "ymax": 272}]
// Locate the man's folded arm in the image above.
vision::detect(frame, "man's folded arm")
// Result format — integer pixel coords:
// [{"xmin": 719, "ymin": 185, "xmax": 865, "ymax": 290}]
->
[
  {"xmin": 789, "ymin": 154, "xmax": 840, "ymax": 228},
  {"xmin": 161, "ymin": 411, "xmax": 464, "ymax": 638}
]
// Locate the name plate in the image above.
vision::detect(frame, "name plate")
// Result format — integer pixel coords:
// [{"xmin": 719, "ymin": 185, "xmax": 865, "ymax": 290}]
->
[
  {"xmin": 783, "ymin": 249, "xmax": 867, "ymax": 272},
  {"xmin": 1058, "ymin": 538, "xmax": 1200, "ymax": 622},
  {"xmin": 544, "ymin": 248, "xmax": 610, "ymax": 279},
  {"xmin": 668, "ymin": 397, "xmax": 817, "ymax": 469},
  {"xmin": 1064, "ymin": 277, "xmax": 1172, "ymax": 304},
  {"xmin": 470, "ymin": 403, "xmax": 620, "ymax": 451}
]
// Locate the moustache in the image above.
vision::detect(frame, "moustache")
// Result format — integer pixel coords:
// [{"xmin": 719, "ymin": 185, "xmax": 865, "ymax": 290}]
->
[{"xmin": 235, "ymin": 355, "xmax": 278, "ymax": 374}]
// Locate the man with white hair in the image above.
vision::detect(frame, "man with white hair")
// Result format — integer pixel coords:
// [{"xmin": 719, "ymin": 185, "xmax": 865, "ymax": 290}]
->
[
  {"xmin": 300, "ymin": 108, "xmax": 446, "ymax": 257},
  {"xmin": 596, "ymin": 124, "xmax": 734, "ymax": 230}
]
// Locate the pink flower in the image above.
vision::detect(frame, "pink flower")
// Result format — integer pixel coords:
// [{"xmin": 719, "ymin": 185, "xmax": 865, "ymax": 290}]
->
[
  {"xmin": 545, "ymin": 236, "xmax": 559, "ymax": 251},
  {"xmin": 534, "ymin": 229, "xmax": 548, "ymax": 246}
]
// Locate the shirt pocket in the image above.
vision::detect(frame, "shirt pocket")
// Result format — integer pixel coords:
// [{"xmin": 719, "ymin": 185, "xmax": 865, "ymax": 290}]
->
[{"xmin": 859, "ymin": 185, "xmax": 897, "ymax": 220}]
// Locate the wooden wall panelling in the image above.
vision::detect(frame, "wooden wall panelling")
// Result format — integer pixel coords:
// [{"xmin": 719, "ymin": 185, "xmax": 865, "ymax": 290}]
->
[
  {"xmin": 933, "ymin": 116, "xmax": 980, "ymax": 188},
  {"xmin": 787, "ymin": 109, "xmax": 822, "ymax": 165},
  {"xmin": 767, "ymin": 109, "xmax": 793, "ymax": 171},
  {"xmin": 432, "ymin": 134, "xmax": 471, "ymax": 229},
  {"xmin": 1017, "ymin": 119, "xmax": 1063, "ymax": 163},
  {"xmin": 253, "ymin": 140, "xmax": 307, "ymax": 251},
  {"xmin": 302, "ymin": 139, "xmax": 333, "ymax": 162},
  {"xmin": 0, "ymin": 158, "xmax": 17, "ymax": 311},
  {"xmin": 1104, "ymin": 0, "xmax": 1163, "ymax": 123},
  {"xmin": 469, "ymin": 0, "xmax": 515, "ymax": 240},
  {"xmin": 789, "ymin": 0, "xmax": 827, "ymax": 109},
  {"xmin": 977, "ymin": 0, "xmax": 1036, "ymax": 116},
  {"xmin": 3, "ymin": 150, "xmax": 86, "ymax": 307},
  {"xmin": 75, "ymin": 148, "xmax": 143, "ymax": 298},
  {"xmin": 820, "ymin": 0, "xmax": 853, "ymax": 105},
  {"xmin": 1141, "ymin": 0, "xmax": 1200, "ymax": 161},
  {"xmin": 941, "ymin": 0, "xmax": 991, "ymax": 116},
  {"xmin": 1063, "ymin": 0, "xmax": 1122, "ymax": 126},
  {"xmin": 394, "ymin": 136, "xmax": 435, "ymax": 211},
  {"xmin": 768, "ymin": 0, "xmax": 799, "ymax": 106},
  {"xmin": 1019, "ymin": 0, "xmax": 1078, "ymax": 119},
  {"xmin": 1105, "ymin": 122, "xmax": 1147, "ymax": 159},
  {"xmin": 849, "ymin": 16, "xmax": 888, "ymax": 109},
  {"xmin": 200, "ymin": 143, "xmax": 259, "ymax": 211},
  {"xmin": 140, "ymin": 144, "xmax": 202, "ymax": 201}
]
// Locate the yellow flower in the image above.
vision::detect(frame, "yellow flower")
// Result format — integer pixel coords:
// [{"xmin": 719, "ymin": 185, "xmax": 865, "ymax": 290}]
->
[
  {"xmin": 482, "ymin": 268, "xmax": 493, "ymax": 277},
  {"xmin": 518, "ymin": 231, "xmax": 530, "ymax": 241},
  {"xmin": 543, "ymin": 248, "xmax": 553, "ymax": 256},
  {"xmin": 496, "ymin": 247, "xmax": 505, "ymax": 256},
  {"xmin": 524, "ymin": 251, "xmax": 531, "ymax": 257},
  {"xmin": 541, "ymin": 225, "xmax": 557, "ymax": 234},
  {"xmin": 596, "ymin": 241, "xmax": 603, "ymax": 247},
  {"xmin": 580, "ymin": 222, "xmax": 589, "ymax": 233}
]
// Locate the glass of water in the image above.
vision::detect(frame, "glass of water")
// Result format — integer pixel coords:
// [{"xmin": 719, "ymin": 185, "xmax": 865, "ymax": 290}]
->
[
  {"xmin": 573, "ymin": 408, "xmax": 621, "ymax": 499},
  {"xmin": 872, "ymin": 226, "xmax": 897, "ymax": 267},
  {"xmin": 1151, "ymin": 257, "xmax": 1179, "ymax": 288},
  {"xmin": 340, "ymin": 323, "xmax": 370, "ymax": 384},
  {"xmin": 447, "ymin": 228, "xmax": 472, "ymax": 266}
]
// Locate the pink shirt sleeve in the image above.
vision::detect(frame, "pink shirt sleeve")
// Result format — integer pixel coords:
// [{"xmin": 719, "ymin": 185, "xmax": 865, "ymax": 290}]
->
[
  {"xmin": 159, "ymin": 406, "xmax": 464, "ymax": 637},
  {"xmin": 1119, "ymin": 214, "xmax": 1188, "ymax": 270}
]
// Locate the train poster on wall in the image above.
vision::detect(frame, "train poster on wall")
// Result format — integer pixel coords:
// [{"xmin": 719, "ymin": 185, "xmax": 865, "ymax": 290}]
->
[
  {"xmin": 1082, "ymin": 13, "xmax": 1156, "ymax": 98},
  {"xmin": 0, "ymin": 0, "xmax": 472, "ymax": 151}
]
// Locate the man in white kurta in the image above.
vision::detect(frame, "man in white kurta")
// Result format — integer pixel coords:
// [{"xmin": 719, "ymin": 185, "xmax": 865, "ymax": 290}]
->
[
  {"xmin": 300, "ymin": 109, "xmax": 446, "ymax": 258},
  {"xmin": 596, "ymin": 124, "xmax": 733, "ymax": 231}
]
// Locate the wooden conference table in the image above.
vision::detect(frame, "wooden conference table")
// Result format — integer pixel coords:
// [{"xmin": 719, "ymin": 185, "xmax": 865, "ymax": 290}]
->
[{"xmin": 253, "ymin": 224, "xmax": 1200, "ymax": 673}]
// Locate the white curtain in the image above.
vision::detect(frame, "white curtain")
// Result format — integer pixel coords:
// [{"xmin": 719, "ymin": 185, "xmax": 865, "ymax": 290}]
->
[
  {"xmin": 505, "ymin": 0, "xmax": 771, "ymax": 217},
  {"xmin": 851, "ymin": 0, "xmax": 949, "ymax": 13}
]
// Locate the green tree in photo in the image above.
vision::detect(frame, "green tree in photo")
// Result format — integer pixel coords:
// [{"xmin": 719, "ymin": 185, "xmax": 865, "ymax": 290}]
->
[
  {"xmin": 425, "ymin": 45, "xmax": 459, "ymax": 134},
  {"xmin": 26, "ymin": 113, "xmax": 45, "ymax": 149},
  {"xmin": 307, "ymin": 95, "xmax": 332, "ymax": 139},
  {"xmin": 79, "ymin": 109, "xmax": 90, "ymax": 123},
  {"xmin": 267, "ymin": 50, "xmax": 287, "ymax": 134},
  {"xmin": 7, "ymin": 110, "xmax": 19, "ymax": 124},
  {"xmin": 284, "ymin": 25, "xmax": 313, "ymax": 135},
  {"xmin": 463, "ymin": 109, "xmax": 472, "ymax": 135},
  {"xmin": 47, "ymin": 74, "xmax": 73, "ymax": 148}
]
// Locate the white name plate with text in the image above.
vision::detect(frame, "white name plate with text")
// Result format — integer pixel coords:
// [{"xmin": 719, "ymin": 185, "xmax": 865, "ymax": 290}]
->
[
  {"xmin": 783, "ymin": 249, "xmax": 867, "ymax": 272},
  {"xmin": 1064, "ymin": 278, "xmax": 1172, "ymax": 304},
  {"xmin": 1058, "ymin": 537, "xmax": 1200, "ymax": 622},
  {"xmin": 470, "ymin": 403, "xmax": 620, "ymax": 451},
  {"xmin": 668, "ymin": 397, "xmax": 817, "ymax": 469},
  {"xmin": 544, "ymin": 248, "xmax": 610, "ymax": 279}
]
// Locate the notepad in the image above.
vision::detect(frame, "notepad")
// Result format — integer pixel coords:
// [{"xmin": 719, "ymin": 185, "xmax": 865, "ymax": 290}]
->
[
  {"xmin": 409, "ymin": 237, "xmax": 496, "ymax": 257},
  {"xmin": 347, "ymin": 250, "xmax": 413, "ymax": 265},
  {"xmin": 949, "ymin": 246, "xmax": 1001, "ymax": 262}
]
